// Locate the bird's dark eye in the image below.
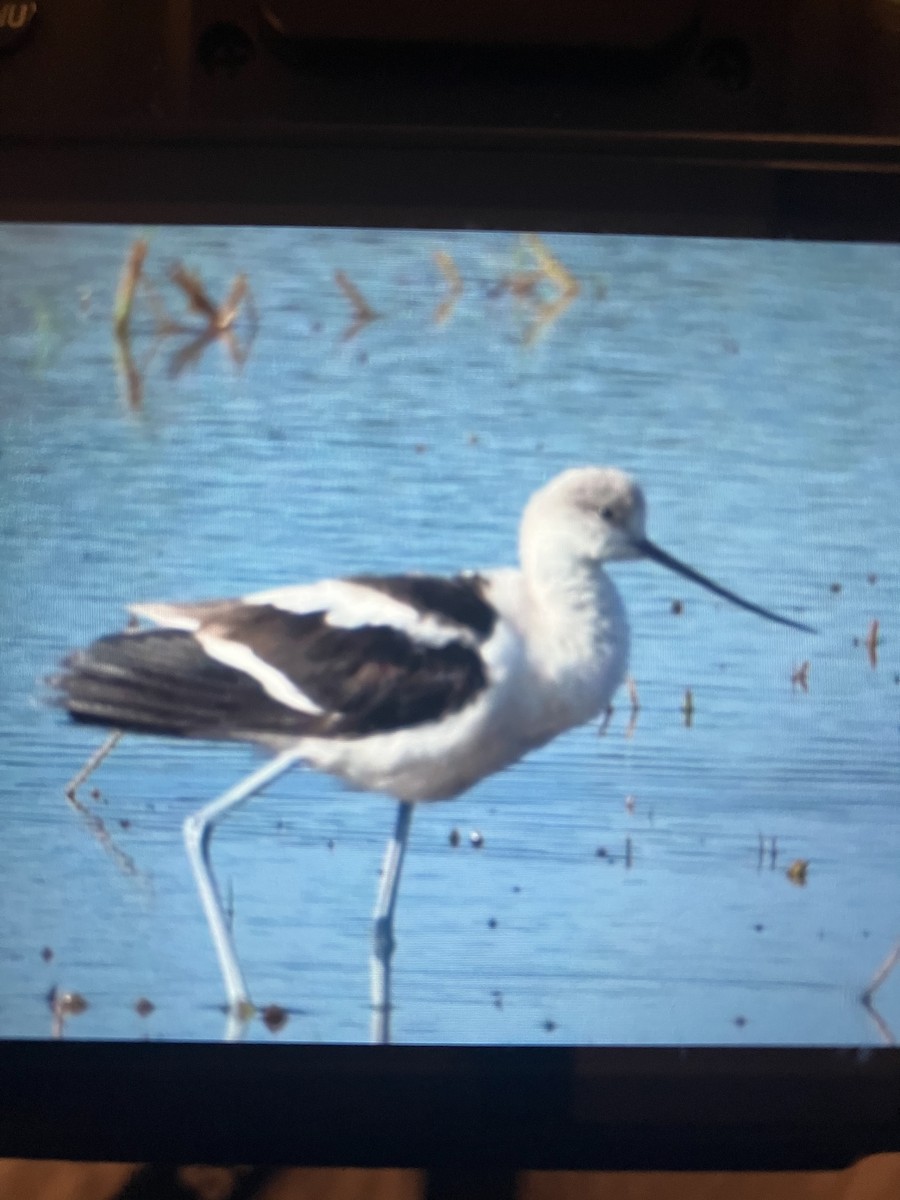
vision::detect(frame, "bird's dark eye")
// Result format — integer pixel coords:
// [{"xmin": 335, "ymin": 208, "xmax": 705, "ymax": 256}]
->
[{"xmin": 601, "ymin": 507, "xmax": 615, "ymax": 522}]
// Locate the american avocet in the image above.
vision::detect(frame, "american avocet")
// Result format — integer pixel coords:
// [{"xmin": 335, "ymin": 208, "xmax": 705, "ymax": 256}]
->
[{"xmin": 55, "ymin": 467, "xmax": 812, "ymax": 1037}]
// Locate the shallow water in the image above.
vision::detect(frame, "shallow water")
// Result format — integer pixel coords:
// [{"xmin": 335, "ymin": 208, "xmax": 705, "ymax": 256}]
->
[{"xmin": 0, "ymin": 223, "xmax": 898, "ymax": 1045}]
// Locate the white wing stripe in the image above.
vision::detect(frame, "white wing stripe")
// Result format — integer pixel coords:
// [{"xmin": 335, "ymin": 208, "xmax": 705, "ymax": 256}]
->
[
  {"xmin": 197, "ymin": 633, "xmax": 324, "ymax": 715},
  {"xmin": 248, "ymin": 580, "xmax": 478, "ymax": 649}
]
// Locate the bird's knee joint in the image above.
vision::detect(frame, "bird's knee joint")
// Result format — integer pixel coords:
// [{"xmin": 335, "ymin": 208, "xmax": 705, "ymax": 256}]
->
[{"xmin": 183, "ymin": 813, "xmax": 210, "ymax": 853}]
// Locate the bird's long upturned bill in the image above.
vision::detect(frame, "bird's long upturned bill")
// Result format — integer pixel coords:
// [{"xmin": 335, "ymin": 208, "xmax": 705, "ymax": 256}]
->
[{"xmin": 636, "ymin": 536, "xmax": 815, "ymax": 634}]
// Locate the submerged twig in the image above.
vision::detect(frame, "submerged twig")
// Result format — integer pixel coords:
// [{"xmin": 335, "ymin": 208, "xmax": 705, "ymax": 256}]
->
[
  {"xmin": 169, "ymin": 264, "xmax": 220, "ymax": 324},
  {"xmin": 112, "ymin": 239, "xmax": 150, "ymax": 409},
  {"xmin": 791, "ymin": 661, "xmax": 810, "ymax": 692},
  {"xmin": 520, "ymin": 234, "xmax": 581, "ymax": 346},
  {"xmin": 866, "ymin": 619, "xmax": 880, "ymax": 669},
  {"xmin": 167, "ymin": 264, "xmax": 258, "ymax": 374},
  {"xmin": 522, "ymin": 233, "xmax": 580, "ymax": 299},
  {"xmin": 335, "ymin": 269, "xmax": 380, "ymax": 341},
  {"xmin": 113, "ymin": 238, "xmax": 148, "ymax": 339}
]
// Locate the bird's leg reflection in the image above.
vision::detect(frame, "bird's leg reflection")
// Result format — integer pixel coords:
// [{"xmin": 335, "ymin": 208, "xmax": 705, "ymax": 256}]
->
[
  {"xmin": 861, "ymin": 939, "xmax": 900, "ymax": 1045},
  {"xmin": 370, "ymin": 801, "xmax": 415, "ymax": 1045}
]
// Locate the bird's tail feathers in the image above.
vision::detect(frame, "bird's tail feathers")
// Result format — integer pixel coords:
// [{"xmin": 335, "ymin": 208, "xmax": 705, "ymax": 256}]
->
[{"xmin": 52, "ymin": 629, "xmax": 307, "ymax": 740}]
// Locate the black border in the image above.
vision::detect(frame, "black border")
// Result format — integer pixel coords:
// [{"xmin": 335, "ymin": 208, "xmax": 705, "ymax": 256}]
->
[
  {"xmin": 2, "ymin": 128, "xmax": 900, "ymax": 1172},
  {"xmin": 2, "ymin": 1042, "xmax": 899, "ymax": 1169},
  {"xmin": 2, "ymin": 130, "xmax": 900, "ymax": 237}
]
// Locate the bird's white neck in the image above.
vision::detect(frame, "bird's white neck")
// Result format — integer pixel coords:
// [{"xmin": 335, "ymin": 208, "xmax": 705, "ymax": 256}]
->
[{"xmin": 521, "ymin": 543, "xmax": 627, "ymax": 684}]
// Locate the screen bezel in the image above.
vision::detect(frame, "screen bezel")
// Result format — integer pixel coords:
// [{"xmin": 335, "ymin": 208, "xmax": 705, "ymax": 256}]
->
[{"xmin": 1, "ymin": 128, "xmax": 900, "ymax": 1172}]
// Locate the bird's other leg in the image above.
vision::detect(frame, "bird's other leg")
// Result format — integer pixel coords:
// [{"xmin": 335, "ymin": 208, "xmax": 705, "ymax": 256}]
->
[
  {"xmin": 64, "ymin": 730, "xmax": 124, "ymax": 802},
  {"xmin": 370, "ymin": 800, "xmax": 415, "ymax": 1044},
  {"xmin": 183, "ymin": 748, "xmax": 304, "ymax": 1023}
]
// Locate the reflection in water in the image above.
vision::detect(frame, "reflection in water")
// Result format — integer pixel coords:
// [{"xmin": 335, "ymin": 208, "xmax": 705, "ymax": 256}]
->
[{"xmin": 862, "ymin": 939, "xmax": 900, "ymax": 1044}]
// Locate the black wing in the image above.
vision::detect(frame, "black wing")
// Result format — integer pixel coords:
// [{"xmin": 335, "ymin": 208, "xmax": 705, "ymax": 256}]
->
[{"xmin": 56, "ymin": 592, "xmax": 492, "ymax": 741}]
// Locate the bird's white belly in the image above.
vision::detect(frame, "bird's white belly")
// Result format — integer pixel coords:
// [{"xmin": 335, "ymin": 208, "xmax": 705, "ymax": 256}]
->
[{"xmin": 292, "ymin": 626, "xmax": 627, "ymax": 803}]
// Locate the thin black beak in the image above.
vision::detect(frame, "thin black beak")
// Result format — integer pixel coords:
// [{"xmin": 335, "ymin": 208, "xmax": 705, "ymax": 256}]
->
[{"xmin": 635, "ymin": 537, "xmax": 816, "ymax": 634}]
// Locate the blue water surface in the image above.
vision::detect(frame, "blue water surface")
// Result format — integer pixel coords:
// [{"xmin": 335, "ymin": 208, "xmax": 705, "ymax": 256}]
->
[{"xmin": 0, "ymin": 224, "xmax": 898, "ymax": 1045}]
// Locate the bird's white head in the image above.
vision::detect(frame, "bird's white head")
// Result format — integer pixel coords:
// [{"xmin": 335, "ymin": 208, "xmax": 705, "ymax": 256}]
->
[
  {"xmin": 520, "ymin": 467, "xmax": 648, "ymax": 572},
  {"xmin": 520, "ymin": 466, "xmax": 815, "ymax": 633}
]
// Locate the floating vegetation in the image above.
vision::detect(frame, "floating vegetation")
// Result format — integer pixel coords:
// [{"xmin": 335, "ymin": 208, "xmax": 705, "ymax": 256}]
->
[
  {"xmin": 49, "ymin": 987, "xmax": 89, "ymax": 1039},
  {"xmin": 791, "ymin": 661, "xmax": 810, "ymax": 692},
  {"xmin": 786, "ymin": 859, "xmax": 809, "ymax": 886},
  {"xmin": 261, "ymin": 1003, "xmax": 289, "ymax": 1033},
  {"xmin": 335, "ymin": 269, "xmax": 380, "ymax": 341},
  {"xmin": 433, "ymin": 250, "xmax": 463, "ymax": 325},
  {"xmin": 55, "ymin": 989, "xmax": 88, "ymax": 1016}
]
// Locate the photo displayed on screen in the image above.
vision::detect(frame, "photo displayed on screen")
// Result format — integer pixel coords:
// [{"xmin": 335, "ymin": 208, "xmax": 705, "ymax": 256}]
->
[{"xmin": 1, "ymin": 223, "xmax": 897, "ymax": 1046}]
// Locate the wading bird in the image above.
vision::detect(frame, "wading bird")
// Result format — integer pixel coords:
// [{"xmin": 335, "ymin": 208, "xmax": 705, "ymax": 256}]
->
[{"xmin": 55, "ymin": 467, "xmax": 812, "ymax": 1039}]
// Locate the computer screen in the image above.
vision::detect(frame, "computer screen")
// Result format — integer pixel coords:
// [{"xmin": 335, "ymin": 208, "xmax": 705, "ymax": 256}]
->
[{"xmin": 1, "ymin": 221, "xmax": 897, "ymax": 1051}]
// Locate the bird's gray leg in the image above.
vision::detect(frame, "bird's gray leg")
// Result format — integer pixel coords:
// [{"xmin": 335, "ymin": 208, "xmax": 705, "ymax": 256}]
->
[
  {"xmin": 183, "ymin": 748, "xmax": 304, "ymax": 1021},
  {"xmin": 370, "ymin": 800, "xmax": 415, "ymax": 1044},
  {"xmin": 64, "ymin": 730, "xmax": 124, "ymax": 801}
]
